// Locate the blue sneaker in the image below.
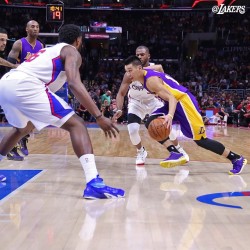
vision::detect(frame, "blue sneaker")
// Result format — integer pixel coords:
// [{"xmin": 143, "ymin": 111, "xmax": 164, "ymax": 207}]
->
[
  {"xmin": 229, "ymin": 156, "xmax": 247, "ymax": 175},
  {"xmin": 0, "ymin": 174, "xmax": 6, "ymax": 182},
  {"xmin": 160, "ymin": 152, "xmax": 187, "ymax": 168},
  {"xmin": 83, "ymin": 177, "xmax": 125, "ymax": 199}
]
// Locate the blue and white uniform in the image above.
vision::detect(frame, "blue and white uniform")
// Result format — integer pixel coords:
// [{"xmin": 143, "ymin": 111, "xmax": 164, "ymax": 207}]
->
[
  {"xmin": 128, "ymin": 63, "xmax": 163, "ymax": 120},
  {"xmin": 0, "ymin": 43, "xmax": 74, "ymax": 130}
]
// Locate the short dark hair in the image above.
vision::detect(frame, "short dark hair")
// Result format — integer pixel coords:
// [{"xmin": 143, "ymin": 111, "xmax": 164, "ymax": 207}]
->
[
  {"xmin": 58, "ymin": 24, "xmax": 82, "ymax": 44},
  {"xmin": 124, "ymin": 55, "xmax": 142, "ymax": 66},
  {"xmin": 136, "ymin": 45, "xmax": 149, "ymax": 53},
  {"xmin": 0, "ymin": 28, "xmax": 7, "ymax": 34}
]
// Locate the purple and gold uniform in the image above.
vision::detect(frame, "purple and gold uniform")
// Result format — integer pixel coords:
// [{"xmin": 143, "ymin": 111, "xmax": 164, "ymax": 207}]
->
[
  {"xmin": 143, "ymin": 69, "xmax": 206, "ymax": 140},
  {"xmin": 19, "ymin": 38, "xmax": 43, "ymax": 63}
]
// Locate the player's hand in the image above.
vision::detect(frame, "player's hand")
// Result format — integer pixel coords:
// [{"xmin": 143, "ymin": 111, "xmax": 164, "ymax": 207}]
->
[
  {"xmin": 112, "ymin": 109, "xmax": 122, "ymax": 123},
  {"xmin": 96, "ymin": 115, "xmax": 119, "ymax": 138},
  {"xmin": 161, "ymin": 114, "xmax": 173, "ymax": 130}
]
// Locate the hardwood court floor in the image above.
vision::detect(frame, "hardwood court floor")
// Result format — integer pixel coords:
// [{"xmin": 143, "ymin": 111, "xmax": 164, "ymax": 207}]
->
[{"xmin": 0, "ymin": 124, "xmax": 249, "ymax": 250}]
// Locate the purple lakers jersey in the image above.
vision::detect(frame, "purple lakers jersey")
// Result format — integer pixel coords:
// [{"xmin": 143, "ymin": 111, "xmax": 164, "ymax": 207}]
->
[
  {"xmin": 143, "ymin": 69, "xmax": 188, "ymax": 101},
  {"xmin": 20, "ymin": 38, "xmax": 43, "ymax": 63}
]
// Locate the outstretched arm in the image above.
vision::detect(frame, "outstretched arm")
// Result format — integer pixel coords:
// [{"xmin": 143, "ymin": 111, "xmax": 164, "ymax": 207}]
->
[{"xmin": 61, "ymin": 45, "xmax": 119, "ymax": 137}]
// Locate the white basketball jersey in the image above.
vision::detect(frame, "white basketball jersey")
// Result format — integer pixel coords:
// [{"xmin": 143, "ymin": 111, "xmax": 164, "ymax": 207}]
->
[
  {"xmin": 128, "ymin": 62, "xmax": 155, "ymax": 102},
  {"xmin": 15, "ymin": 43, "xmax": 70, "ymax": 93}
]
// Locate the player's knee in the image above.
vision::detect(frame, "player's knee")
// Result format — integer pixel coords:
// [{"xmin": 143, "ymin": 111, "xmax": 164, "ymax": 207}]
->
[
  {"xmin": 194, "ymin": 138, "xmax": 225, "ymax": 155},
  {"xmin": 127, "ymin": 123, "xmax": 141, "ymax": 145}
]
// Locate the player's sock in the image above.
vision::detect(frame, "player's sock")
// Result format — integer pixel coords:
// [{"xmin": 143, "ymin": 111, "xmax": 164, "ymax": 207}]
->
[
  {"xmin": 80, "ymin": 154, "xmax": 98, "ymax": 183},
  {"xmin": 167, "ymin": 145, "xmax": 179, "ymax": 153}
]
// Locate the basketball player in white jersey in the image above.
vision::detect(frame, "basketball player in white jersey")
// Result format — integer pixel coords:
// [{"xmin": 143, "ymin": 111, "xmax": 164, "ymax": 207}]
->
[
  {"xmin": 113, "ymin": 46, "xmax": 189, "ymax": 165},
  {"xmin": 0, "ymin": 24, "xmax": 125, "ymax": 199}
]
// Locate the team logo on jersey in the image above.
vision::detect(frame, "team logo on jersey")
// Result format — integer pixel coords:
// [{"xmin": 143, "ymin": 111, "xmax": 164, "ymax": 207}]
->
[
  {"xmin": 199, "ymin": 127, "xmax": 206, "ymax": 135},
  {"xmin": 24, "ymin": 52, "xmax": 34, "ymax": 60}
]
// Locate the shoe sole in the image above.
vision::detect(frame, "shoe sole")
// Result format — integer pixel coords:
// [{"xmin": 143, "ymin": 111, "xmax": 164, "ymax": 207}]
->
[
  {"xmin": 228, "ymin": 159, "xmax": 247, "ymax": 175},
  {"xmin": 160, "ymin": 157, "xmax": 187, "ymax": 168},
  {"xmin": 83, "ymin": 193, "xmax": 125, "ymax": 199},
  {"xmin": 7, "ymin": 158, "xmax": 24, "ymax": 161},
  {"xmin": 136, "ymin": 151, "xmax": 148, "ymax": 165}
]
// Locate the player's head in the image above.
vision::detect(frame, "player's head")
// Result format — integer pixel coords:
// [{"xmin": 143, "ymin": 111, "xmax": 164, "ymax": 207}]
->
[
  {"xmin": 124, "ymin": 55, "xmax": 143, "ymax": 81},
  {"xmin": 135, "ymin": 45, "xmax": 150, "ymax": 67},
  {"xmin": 59, "ymin": 24, "xmax": 82, "ymax": 52},
  {"xmin": 0, "ymin": 27, "xmax": 8, "ymax": 52},
  {"xmin": 26, "ymin": 20, "xmax": 40, "ymax": 39}
]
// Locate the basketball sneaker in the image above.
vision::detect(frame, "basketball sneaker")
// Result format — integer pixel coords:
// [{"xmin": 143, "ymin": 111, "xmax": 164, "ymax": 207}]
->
[
  {"xmin": 7, "ymin": 147, "xmax": 24, "ymax": 161},
  {"xmin": 17, "ymin": 136, "xmax": 29, "ymax": 156},
  {"xmin": 0, "ymin": 174, "xmax": 6, "ymax": 182},
  {"xmin": 83, "ymin": 176, "xmax": 125, "ymax": 199},
  {"xmin": 228, "ymin": 156, "xmax": 247, "ymax": 175},
  {"xmin": 176, "ymin": 146, "xmax": 189, "ymax": 162},
  {"xmin": 160, "ymin": 152, "xmax": 187, "ymax": 168},
  {"xmin": 136, "ymin": 147, "xmax": 147, "ymax": 165}
]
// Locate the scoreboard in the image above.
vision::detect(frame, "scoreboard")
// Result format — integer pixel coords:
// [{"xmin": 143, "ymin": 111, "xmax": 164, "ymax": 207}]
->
[{"xmin": 46, "ymin": 4, "xmax": 64, "ymax": 22}]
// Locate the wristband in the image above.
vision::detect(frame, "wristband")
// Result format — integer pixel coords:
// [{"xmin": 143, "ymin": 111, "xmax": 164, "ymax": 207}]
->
[
  {"xmin": 167, "ymin": 113, "xmax": 173, "ymax": 119},
  {"xmin": 95, "ymin": 114, "xmax": 102, "ymax": 119}
]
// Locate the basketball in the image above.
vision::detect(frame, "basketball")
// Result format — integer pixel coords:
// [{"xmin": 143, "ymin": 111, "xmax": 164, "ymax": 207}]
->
[{"xmin": 148, "ymin": 117, "xmax": 170, "ymax": 141}]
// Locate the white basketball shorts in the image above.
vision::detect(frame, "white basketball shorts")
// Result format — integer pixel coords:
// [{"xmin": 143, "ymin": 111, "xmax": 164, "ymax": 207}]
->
[
  {"xmin": 0, "ymin": 71, "xmax": 74, "ymax": 130},
  {"xmin": 128, "ymin": 97, "xmax": 164, "ymax": 120}
]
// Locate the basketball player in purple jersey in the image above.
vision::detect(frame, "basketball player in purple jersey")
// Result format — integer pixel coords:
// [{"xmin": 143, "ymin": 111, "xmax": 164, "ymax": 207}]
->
[
  {"xmin": 124, "ymin": 56, "xmax": 247, "ymax": 175},
  {"xmin": 113, "ymin": 46, "xmax": 189, "ymax": 166},
  {"xmin": 7, "ymin": 20, "xmax": 44, "ymax": 161}
]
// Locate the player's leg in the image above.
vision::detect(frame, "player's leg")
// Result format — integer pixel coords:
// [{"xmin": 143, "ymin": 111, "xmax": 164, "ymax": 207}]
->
[
  {"xmin": 17, "ymin": 134, "xmax": 30, "ymax": 156},
  {"xmin": 179, "ymin": 93, "xmax": 247, "ymax": 175},
  {"xmin": 169, "ymin": 128, "xmax": 189, "ymax": 162},
  {"xmin": 145, "ymin": 114, "xmax": 187, "ymax": 168},
  {"xmin": 61, "ymin": 114, "xmax": 125, "ymax": 199},
  {"xmin": 0, "ymin": 122, "xmax": 34, "ymax": 157},
  {"xmin": 147, "ymin": 98, "xmax": 189, "ymax": 163},
  {"xmin": 127, "ymin": 101, "xmax": 147, "ymax": 165}
]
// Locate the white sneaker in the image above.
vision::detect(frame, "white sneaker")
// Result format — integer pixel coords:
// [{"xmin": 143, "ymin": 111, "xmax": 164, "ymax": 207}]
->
[
  {"xmin": 177, "ymin": 146, "xmax": 189, "ymax": 162},
  {"xmin": 136, "ymin": 147, "xmax": 148, "ymax": 165}
]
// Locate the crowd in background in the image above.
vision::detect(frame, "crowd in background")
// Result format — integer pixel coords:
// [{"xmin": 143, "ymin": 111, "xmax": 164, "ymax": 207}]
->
[{"xmin": 0, "ymin": 6, "xmax": 249, "ymax": 127}]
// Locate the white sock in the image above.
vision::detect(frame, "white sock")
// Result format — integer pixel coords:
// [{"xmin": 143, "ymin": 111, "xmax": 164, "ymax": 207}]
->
[
  {"xmin": 175, "ymin": 144, "xmax": 181, "ymax": 150},
  {"xmin": 79, "ymin": 154, "xmax": 98, "ymax": 183},
  {"xmin": 0, "ymin": 154, "xmax": 6, "ymax": 161},
  {"xmin": 137, "ymin": 146, "xmax": 144, "ymax": 152}
]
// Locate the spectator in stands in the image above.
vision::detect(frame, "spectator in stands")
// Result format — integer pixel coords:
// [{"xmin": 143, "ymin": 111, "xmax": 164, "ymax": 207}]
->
[
  {"xmin": 101, "ymin": 90, "xmax": 112, "ymax": 106},
  {"xmin": 215, "ymin": 107, "xmax": 229, "ymax": 126}
]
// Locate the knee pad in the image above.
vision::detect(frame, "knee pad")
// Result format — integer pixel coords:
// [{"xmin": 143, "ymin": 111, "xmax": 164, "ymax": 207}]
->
[
  {"xmin": 194, "ymin": 138, "xmax": 225, "ymax": 155},
  {"xmin": 127, "ymin": 123, "xmax": 141, "ymax": 145}
]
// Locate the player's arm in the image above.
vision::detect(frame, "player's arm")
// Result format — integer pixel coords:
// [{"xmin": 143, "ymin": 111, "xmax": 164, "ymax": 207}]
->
[
  {"xmin": 61, "ymin": 45, "xmax": 118, "ymax": 137},
  {"xmin": 7, "ymin": 40, "xmax": 21, "ymax": 63},
  {"xmin": 113, "ymin": 73, "xmax": 131, "ymax": 120},
  {"xmin": 146, "ymin": 76, "xmax": 178, "ymax": 128},
  {"xmin": 144, "ymin": 64, "xmax": 164, "ymax": 72},
  {"xmin": 0, "ymin": 57, "xmax": 18, "ymax": 68}
]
